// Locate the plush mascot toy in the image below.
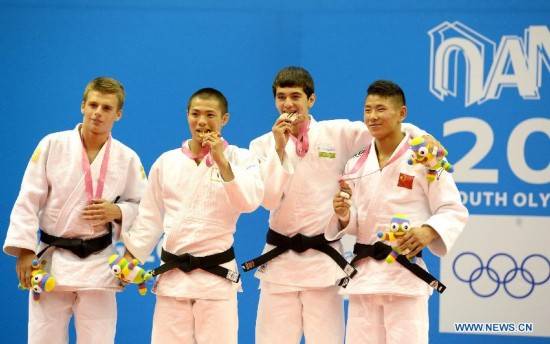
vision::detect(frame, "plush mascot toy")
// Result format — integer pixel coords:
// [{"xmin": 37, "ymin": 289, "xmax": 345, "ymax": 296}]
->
[
  {"xmin": 108, "ymin": 254, "xmax": 153, "ymax": 296},
  {"xmin": 377, "ymin": 214, "xmax": 416, "ymax": 264},
  {"xmin": 18, "ymin": 259, "xmax": 56, "ymax": 301},
  {"xmin": 408, "ymin": 136, "xmax": 454, "ymax": 182}
]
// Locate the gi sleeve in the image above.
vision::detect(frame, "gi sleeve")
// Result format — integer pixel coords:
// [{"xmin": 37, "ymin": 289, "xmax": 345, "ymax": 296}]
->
[
  {"xmin": 424, "ymin": 172, "xmax": 469, "ymax": 257},
  {"xmin": 222, "ymin": 148, "xmax": 264, "ymax": 213},
  {"xmin": 325, "ymin": 206, "xmax": 359, "ymax": 241},
  {"xmin": 121, "ymin": 158, "xmax": 165, "ymax": 264},
  {"xmin": 4, "ymin": 137, "xmax": 52, "ymax": 256},
  {"xmin": 325, "ymin": 158, "xmax": 359, "ymax": 240},
  {"xmin": 249, "ymin": 134, "xmax": 294, "ymax": 210},
  {"xmin": 112, "ymin": 153, "xmax": 147, "ymax": 241},
  {"xmin": 401, "ymin": 122, "xmax": 427, "ymax": 138},
  {"xmin": 341, "ymin": 120, "xmax": 372, "ymax": 157},
  {"xmin": 340, "ymin": 120, "xmax": 430, "ymax": 161}
]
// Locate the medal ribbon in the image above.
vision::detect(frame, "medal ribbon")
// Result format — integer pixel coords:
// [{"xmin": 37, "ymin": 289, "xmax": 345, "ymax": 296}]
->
[
  {"xmin": 81, "ymin": 135, "xmax": 112, "ymax": 204},
  {"xmin": 289, "ymin": 121, "xmax": 310, "ymax": 158},
  {"xmin": 181, "ymin": 139, "xmax": 228, "ymax": 167}
]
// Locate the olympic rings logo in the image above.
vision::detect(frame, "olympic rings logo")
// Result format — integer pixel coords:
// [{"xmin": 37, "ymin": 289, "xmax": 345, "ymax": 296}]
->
[{"xmin": 452, "ymin": 252, "xmax": 550, "ymax": 299}]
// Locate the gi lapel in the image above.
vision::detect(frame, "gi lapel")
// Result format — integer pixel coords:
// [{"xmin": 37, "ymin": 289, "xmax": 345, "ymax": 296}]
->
[
  {"xmin": 54, "ymin": 127, "xmax": 109, "ymax": 234},
  {"xmin": 168, "ymin": 151, "xmax": 212, "ymax": 236}
]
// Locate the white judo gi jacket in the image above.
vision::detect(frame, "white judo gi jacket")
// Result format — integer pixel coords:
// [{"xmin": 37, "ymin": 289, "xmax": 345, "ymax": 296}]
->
[
  {"xmin": 249, "ymin": 117, "xmax": 425, "ymax": 291},
  {"xmin": 326, "ymin": 134, "xmax": 468, "ymax": 296},
  {"xmin": 122, "ymin": 141, "xmax": 263, "ymax": 300},
  {"xmin": 4, "ymin": 124, "xmax": 147, "ymax": 290}
]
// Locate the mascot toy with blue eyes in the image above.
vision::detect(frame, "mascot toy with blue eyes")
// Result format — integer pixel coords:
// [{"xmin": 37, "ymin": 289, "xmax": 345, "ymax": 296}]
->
[
  {"xmin": 377, "ymin": 214, "xmax": 416, "ymax": 264},
  {"xmin": 108, "ymin": 254, "xmax": 153, "ymax": 296},
  {"xmin": 408, "ymin": 136, "xmax": 454, "ymax": 182},
  {"xmin": 18, "ymin": 259, "xmax": 56, "ymax": 301}
]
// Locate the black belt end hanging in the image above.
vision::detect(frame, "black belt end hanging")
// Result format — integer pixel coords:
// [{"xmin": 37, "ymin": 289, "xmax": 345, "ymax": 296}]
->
[
  {"xmin": 241, "ymin": 229, "xmax": 353, "ymax": 280},
  {"xmin": 341, "ymin": 242, "xmax": 446, "ymax": 293}
]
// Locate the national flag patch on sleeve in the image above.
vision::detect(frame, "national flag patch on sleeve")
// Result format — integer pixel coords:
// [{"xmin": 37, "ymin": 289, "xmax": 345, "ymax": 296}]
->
[
  {"xmin": 397, "ymin": 173, "xmax": 414, "ymax": 189},
  {"xmin": 30, "ymin": 148, "xmax": 42, "ymax": 163}
]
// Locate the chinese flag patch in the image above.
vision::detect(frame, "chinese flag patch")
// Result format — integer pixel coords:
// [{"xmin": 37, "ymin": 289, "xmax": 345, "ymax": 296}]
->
[{"xmin": 397, "ymin": 173, "xmax": 414, "ymax": 189}]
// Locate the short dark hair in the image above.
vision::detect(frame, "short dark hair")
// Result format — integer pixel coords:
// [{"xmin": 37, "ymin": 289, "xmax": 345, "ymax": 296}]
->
[
  {"xmin": 187, "ymin": 87, "xmax": 228, "ymax": 114},
  {"xmin": 272, "ymin": 66, "xmax": 315, "ymax": 98},
  {"xmin": 366, "ymin": 80, "xmax": 406, "ymax": 106}
]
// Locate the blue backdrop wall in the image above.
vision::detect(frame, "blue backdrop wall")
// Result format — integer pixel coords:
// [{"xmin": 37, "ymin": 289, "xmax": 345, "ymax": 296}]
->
[{"xmin": 1, "ymin": 0, "xmax": 549, "ymax": 343}]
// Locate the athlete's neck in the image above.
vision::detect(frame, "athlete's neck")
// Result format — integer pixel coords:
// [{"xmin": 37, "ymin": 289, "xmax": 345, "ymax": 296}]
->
[
  {"xmin": 189, "ymin": 139, "xmax": 204, "ymax": 155},
  {"xmin": 80, "ymin": 126, "xmax": 109, "ymax": 153},
  {"xmin": 374, "ymin": 131, "xmax": 405, "ymax": 167}
]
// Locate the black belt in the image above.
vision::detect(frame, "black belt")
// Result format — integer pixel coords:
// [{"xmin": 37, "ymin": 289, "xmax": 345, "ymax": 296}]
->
[
  {"xmin": 241, "ymin": 229, "xmax": 357, "ymax": 278},
  {"xmin": 150, "ymin": 247, "xmax": 240, "ymax": 283},
  {"xmin": 339, "ymin": 241, "xmax": 446, "ymax": 293},
  {"xmin": 37, "ymin": 229, "xmax": 112, "ymax": 259}
]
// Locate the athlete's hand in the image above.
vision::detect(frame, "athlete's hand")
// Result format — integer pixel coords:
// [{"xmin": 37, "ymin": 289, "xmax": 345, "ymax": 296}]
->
[
  {"xmin": 201, "ymin": 131, "xmax": 225, "ymax": 164},
  {"xmin": 83, "ymin": 199, "xmax": 122, "ymax": 228},
  {"xmin": 16, "ymin": 248, "xmax": 37, "ymax": 289},
  {"xmin": 397, "ymin": 225, "xmax": 440, "ymax": 258},
  {"xmin": 333, "ymin": 180, "xmax": 352, "ymax": 227},
  {"xmin": 201, "ymin": 131, "xmax": 234, "ymax": 182},
  {"xmin": 272, "ymin": 113, "xmax": 296, "ymax": 161},
  {"xmin": 421, "ymin": 135, "xmax": 446, "ymax": 166}
]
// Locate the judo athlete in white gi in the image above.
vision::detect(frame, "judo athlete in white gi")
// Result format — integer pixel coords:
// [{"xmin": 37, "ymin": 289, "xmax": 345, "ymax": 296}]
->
[
  {"xmin": 328, "ymin": 80, "xmax": 468, "ymax": 344},
  {"xmin": 244, "ymin": 67, "xmax": 438, "ymax": 344},
  {"xmin": 122, "ymin": 88, "xmax": 263, "ymax": 344},
  {"xmin": 3, "ymin": 77, "xmax": 147, "ymax": 344}
]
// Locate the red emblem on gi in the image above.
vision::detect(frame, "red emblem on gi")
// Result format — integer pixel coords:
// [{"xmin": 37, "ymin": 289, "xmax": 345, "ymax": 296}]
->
[{"xmin": 398, "ymin": 173, "xmax": 414, "ymax": 189}]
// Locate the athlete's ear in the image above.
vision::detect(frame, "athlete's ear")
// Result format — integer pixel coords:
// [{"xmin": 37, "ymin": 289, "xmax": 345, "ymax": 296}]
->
[
  {"xmin": 308, "ymin": 93, "xmax": 316, "ymax": 108},
  {"xmin": 399, "ymin": 105, "xmax": 407, "ymax": 122}
]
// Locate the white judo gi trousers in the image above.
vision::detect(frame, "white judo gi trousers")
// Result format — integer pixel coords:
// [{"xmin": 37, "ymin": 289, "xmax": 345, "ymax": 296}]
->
[
  {"xmin": 151, "ymin": 294, "xmax": 238, "ymax": 344},
  {"xmin": 28, "ymin": 289, "xmax": 116, "ymax": 344},
  {"xmin": 346, "ymin": 294, "xmax": 428, "ymax": 344},
  {"xmin": 256, "ymin": 285, "xmax": 344, "ymax": 344}
]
